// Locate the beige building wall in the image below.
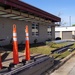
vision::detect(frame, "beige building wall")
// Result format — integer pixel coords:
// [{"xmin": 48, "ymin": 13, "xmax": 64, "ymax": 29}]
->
[
  {"xmin": 60, "ymin": 31, "xmax": 62, "ymax": 39},
  {"xmin": 0, "ymin": 17, "xmax": 26, "ymax": 44},
  {"xmin": 0, "ymin": 17, "xmax": 55, "ymax": 45},
  {"xmin": 30, "ymin": 24, "xmax": 48, "ymax": 43},
  {"xmin": 72, "ymin": 31, "xmax": 75, "ymax": 35},
  {"xmin": 51, "ymin": 26, "xmax": 55, "ymax": 40}
]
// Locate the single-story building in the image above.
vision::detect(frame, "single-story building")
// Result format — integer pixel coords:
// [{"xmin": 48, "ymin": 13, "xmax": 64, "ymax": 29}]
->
[
  {"xmin": 55, "ymin": 26, "xmax": 75, "ymax": 40},
  {"xmin": 0, "ymin": 0, "xmax": 61, "ymax": 45}
]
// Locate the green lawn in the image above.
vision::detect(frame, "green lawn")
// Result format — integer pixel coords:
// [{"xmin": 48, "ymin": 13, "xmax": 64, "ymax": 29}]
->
[
  {"xmin": 30, "ymin": 42, "xmax": 75, "ymax": 60},
  {"xmin": 30, "ymin": 42, "xmax": 68, "ymax": 54},
  {"xmin": 52, "ymin": 51, "xmax": 71, "ymax": 59},
  {"xmin": 30, "ymin": 46, "xmax": 55, "ymax": 55}
]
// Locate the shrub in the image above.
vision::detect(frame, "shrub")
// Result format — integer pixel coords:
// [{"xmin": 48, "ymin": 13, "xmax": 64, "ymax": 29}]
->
[
  {"xmin": 46, "ymin": 38, "xmax": 52, "ymax": 45},
  {"xmin": 34, "ymin": 39, "xmax": 37, "ymax": 44},
  {"xmin": 46, "ymin": 38, "xmax": 51, "ymax": 41},
  {"xmin": 55, "ymin": 37, "xmax": 61, "ymax": 40}
]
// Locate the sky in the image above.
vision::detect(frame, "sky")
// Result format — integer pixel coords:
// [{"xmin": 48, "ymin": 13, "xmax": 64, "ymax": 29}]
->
[{"xmin": 21, "ymin": 0, "xmax": 75, "ymax": 26}]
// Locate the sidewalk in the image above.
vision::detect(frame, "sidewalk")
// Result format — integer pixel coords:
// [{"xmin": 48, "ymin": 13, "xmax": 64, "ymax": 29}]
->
[
  {"xmin": 1, "ymin": 51, "xmax": 39, "ymax": 67},
  {"xmin": 2, "ymin": 52, "xmax": 25, "ymax": 67},
  {"xmin": 50, "ymin": 55, "xmax": 75, "ymax": 75}
]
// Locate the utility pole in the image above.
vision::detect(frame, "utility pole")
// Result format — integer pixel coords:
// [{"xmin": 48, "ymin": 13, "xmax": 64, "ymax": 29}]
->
[
  {"xmin": 58, "ymin": 12, "xmax": 62, "ymax": 25},
  {"xmin": 69, "ymin": 16, "xmax": 71, "ymax": 26}
]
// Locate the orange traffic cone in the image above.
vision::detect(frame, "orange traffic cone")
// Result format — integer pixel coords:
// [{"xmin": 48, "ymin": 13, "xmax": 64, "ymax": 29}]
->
[
  {"xmin": 25, "ymin": 25, "xmax": 30, "ymax": 61},
  {"xmin": 13, "ymin": 24, "xmax": 19, "ymax": 64},
  {"xmin": 0, "ymin": 53, "xmax": 2, "ymax": 69}
]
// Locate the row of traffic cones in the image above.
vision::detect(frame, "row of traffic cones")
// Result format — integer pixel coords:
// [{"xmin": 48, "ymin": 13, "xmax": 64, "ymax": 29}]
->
[{"xmin": 0, "ymin": 24, "xmax": 30, "ymax": 69}]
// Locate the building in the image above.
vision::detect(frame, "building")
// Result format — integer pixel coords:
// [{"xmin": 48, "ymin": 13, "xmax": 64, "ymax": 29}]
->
[
  {"xmin": 55, "ymin": 26, "xmax": 75, "ymax": 40},
  {"xmin": 0, "ymin": 0, "xmax": 60, "ymax": 45}
]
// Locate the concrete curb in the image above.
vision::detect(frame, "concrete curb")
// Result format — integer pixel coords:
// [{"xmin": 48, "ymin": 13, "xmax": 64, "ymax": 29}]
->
[
  {"xmin": 54, "ymin": 51, "xmax": 75, "ymax": 70},
  {"xmin": 44, "ymin": 51, "xmax": 75, "ymax": 75}
]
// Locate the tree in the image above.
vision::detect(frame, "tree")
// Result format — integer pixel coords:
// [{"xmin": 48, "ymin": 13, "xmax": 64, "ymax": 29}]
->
[
  {"xmin": 57, "ymin": 12, "xmax": 67, "ymax": 26},
  {"xmin": 72, "ymin": 24, "xmax": 75, "ymax": 26}
]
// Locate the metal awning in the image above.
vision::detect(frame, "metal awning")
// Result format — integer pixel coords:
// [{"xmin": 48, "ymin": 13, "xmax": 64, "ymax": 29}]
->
[
  {"xmin": 0, "ymin": 5, "xmax": 61, "ymax": 26},
  {"xmin": 0, "ymin": 9, "xmax": 52, "ymax": 24},
  {"xmin": 0, "ymin": 0, "xmax": 61, "ymax": 23}
]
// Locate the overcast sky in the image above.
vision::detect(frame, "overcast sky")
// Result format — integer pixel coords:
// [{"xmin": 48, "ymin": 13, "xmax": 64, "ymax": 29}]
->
[{"xmin": 21, "ymin": 0, "xmax": 75, "ymax": 26}]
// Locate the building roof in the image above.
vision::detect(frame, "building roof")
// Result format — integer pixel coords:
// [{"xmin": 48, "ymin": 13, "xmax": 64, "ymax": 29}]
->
[
  {"xmin": 55, "ymin": 26, "xmax": 75, "ymax": 31},
  {"xmin": 0, "ymin": 0, "xmax": 61, "ymax": 22}
]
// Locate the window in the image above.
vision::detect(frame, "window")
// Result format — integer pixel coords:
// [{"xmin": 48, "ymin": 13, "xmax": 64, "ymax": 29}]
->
[
  {"xmin": 47, "ymin": 25, "xmax": 51, "ymax": 35},
  {"xmin": 32, "ymin": 23, "xmax": 39, "ymax": 36}
]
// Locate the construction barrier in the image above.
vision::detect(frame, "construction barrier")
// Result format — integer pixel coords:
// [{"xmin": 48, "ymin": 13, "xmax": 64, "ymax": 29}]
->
[
  {"xmin": 25, "ymin": 25, "xmax": 30, "ymax": 61},
  {"xmin": 13, "ymin": 24, "xmax": 19, "ymax": 64}
]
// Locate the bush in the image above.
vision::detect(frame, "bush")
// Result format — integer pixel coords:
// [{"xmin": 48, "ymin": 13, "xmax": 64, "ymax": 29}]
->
[
  {"xmin": 34, "ymin": 39, "xmax": 37, "ymax": 44},
  {"xmin": 46, "ymin": 38, "xmax": 51, "ymax": 41},
  {"xmin": 46, "ymin": 38, "xmax": 52, "ymax": 45},
  {"xmin": 55, "ymin": 37, "xmax": 61, "ymax": 40}
]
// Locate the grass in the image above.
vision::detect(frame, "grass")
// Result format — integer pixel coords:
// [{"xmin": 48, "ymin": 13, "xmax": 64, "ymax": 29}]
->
[
  {"xmin": 70, "ymin": 43, "xmax": 75, "ymax": 48},
  {"xmin": 30, "ymin": 42, "xmax": 68, "ymax": 55},
  {"xmin": 2, "ymin": 42, "xmax": 75, "ymax": 60},
  {"xmin": 60, "ymin": 51, "xmax": 71, "ymax": 58},
  {"xmin": 52, "ymin": 51, "xmax": 71, "ymax": 59},
  {"xmin": 30, "ymin": 46, "xmax": 56, "ymax": 55},
  {"xmin": 48, "ymin": 42, "xmax": 68, "ymax": 48},
  {"xmin": 30, "ymin": 42, "xmax": 75, "ymax": 60}
]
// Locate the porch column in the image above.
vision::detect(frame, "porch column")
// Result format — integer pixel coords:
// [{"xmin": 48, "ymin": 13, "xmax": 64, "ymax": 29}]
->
[
  {"xmin": 60, "ymin": 31, "xmax": 62, "ymax": 39},
  {"xmin": 51, "ymin": 26, "xmax": 55, "ymax": 40}
]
